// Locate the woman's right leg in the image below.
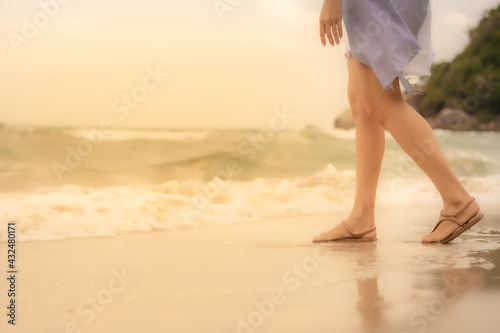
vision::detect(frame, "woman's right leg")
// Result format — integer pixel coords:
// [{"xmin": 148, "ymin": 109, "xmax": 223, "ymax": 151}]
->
[{"xmin": 313, "ymin": 58, "xmax": 384, "ymax": 241}]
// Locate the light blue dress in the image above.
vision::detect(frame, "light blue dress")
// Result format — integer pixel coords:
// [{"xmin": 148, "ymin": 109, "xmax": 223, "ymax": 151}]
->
[{"xmin": 343, "ymin": 0, "xmax": 434, "ymax": 94}]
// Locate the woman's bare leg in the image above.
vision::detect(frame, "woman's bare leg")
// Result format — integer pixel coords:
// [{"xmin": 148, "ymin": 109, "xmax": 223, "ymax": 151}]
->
[
  {"xmin": 313, "ymin": 58, "xmax": 384, "ymax": 241},
  {"xmin": 349, "ymin": 58, "xmax": 479, "ymax": 242}
]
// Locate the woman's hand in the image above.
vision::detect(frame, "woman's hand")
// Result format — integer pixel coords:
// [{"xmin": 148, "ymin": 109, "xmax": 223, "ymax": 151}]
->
[{"xmin": 319, "ymin": 0, "xmax": 343, "ymax": 46}]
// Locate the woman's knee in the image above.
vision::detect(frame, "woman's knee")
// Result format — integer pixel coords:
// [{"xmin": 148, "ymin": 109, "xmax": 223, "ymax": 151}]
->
[
  {"xmin": 347, "ymin": 87, "xmax": 367, "ymax": 120},
  {"xmin": 361, "ymin": 91, "xmax": 393, "ymax": 126},
  {"xmin": 363, "ymin": 100, "xmax": 384, "ymax": 124}
]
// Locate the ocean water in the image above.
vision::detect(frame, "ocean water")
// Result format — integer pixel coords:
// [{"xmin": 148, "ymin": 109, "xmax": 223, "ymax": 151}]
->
[{"xmin": 0, "ymin": 125, "xmax": 499, "ymax": 242}]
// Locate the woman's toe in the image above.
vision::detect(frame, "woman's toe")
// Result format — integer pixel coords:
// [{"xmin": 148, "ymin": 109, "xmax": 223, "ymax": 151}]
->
[{"xmin": 422, "ymin": 232, "xmax": 436, "ymax": 243}]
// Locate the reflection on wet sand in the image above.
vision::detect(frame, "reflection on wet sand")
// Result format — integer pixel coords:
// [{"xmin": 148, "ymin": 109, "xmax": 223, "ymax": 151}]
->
[
  {"xmin": 319, "ymin": 241, "xmax": 497, "ymax": 333},
  {"xmin": 356, "ymin": 277, "xmax": 385, "ymax": 331},
  {"xmin": 352, "ymin": 242, "xmax": 385, "ymax": 331}
]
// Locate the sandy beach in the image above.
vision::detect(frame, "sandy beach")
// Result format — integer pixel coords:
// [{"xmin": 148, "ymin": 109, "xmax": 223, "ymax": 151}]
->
[
  {"xmin": 1, "ymin": 205, "xmax": 499, "ymax": 333},
  {"xmin": 2, "ymin": 0, "xmax": 500, "ymax": 331}
]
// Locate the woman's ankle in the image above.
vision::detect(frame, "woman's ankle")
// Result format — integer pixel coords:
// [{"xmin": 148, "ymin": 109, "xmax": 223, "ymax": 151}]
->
[
  {"xmin": 442, "ymin": 192, "xmax": 475, "ymax": 213},
  {"xmin": 347, "ymin": 208, "xmax": 376, "ymax": 228}
]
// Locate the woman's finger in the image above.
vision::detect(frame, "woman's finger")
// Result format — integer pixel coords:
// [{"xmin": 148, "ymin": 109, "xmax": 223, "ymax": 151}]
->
[
  {"xmin": 320, "ymin": 23, "xmax": 326, "ymax": 46},
  {"xmin": 337, "ymin": 20, "xmax": 343, "ymax": 40},
  {"xmin": 325, "ymin": 21, "xmax": 335, "ymax": 46},
  {"xmin": 332, "ymin": 20, "xmax": 340, "ymax": 45}
]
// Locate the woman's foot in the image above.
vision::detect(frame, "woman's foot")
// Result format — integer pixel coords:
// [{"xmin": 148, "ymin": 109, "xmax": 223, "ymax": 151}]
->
[
  {"xmin": 421, "ymin": 197, "xmax": 481, "ymax": 243},
  {"xmin": 313, "ymin": 217, "xmax": 377, "ymax": 242}
]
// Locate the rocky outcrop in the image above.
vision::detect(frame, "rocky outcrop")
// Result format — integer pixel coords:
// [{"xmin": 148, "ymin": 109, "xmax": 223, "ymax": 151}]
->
[
  {"xmin": 334, "ymin": 106, "xmax": 499, "ymax": 131},
  {"xmin": 485, "ymin": 115, "xmax": 500, "ymax": 131},
  {"xmin": 334, "ymin": 109, "xmax": 354, "ymax": 129},
  {"xmin": 427, "ymin": 108, "xmax": 481, "ymax": 131}
]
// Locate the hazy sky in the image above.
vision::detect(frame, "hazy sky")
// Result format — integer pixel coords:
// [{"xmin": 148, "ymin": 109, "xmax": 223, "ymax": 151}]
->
[{"xmin": 1, "ymin": 0, "xmax": 499, "ymax": 130}]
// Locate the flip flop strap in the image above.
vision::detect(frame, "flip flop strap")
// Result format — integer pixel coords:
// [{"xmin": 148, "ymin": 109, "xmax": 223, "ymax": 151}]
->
[
  {"xmin": 441, "ymin": 197, "xmax": 476, "ymax": 222},
  {"xmin": 342, "ymin": 220, "xmax": 376, "ymax": 238},
  {"xmin": 431, "ymin": 197, "xmax": 476, "ymax": 232}
]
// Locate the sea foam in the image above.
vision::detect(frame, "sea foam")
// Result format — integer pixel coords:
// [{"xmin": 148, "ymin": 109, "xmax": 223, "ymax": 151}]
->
[{"xmin": 1, "ymin": 164, "xmax": 499, "ymax": 242}]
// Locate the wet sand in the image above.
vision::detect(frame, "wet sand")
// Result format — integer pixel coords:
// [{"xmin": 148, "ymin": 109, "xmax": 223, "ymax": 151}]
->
[{"xmin": 1, "ymin": 206, "xmax": 500, "ymax": 333}]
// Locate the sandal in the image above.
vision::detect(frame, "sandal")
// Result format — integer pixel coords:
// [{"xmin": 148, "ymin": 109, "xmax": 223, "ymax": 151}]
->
[
  {"xmin": 313, "ymin": 221, "xmax": 377, "ymax": 243},
  {"xmin": 428, "ymin": 197, "xmax": 484, "ymax": 244}
]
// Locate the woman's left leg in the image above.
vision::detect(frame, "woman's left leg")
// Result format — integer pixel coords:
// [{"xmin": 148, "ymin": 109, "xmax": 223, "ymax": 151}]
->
[{"xmin": 313, "ymin": 57, "xmax": 385, "ymax": 242}]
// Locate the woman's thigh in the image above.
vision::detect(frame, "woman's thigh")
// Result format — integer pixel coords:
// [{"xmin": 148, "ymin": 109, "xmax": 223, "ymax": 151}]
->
[{"xmin": 349, "ymin": 57, "xmax": 406, "ymax": 123}]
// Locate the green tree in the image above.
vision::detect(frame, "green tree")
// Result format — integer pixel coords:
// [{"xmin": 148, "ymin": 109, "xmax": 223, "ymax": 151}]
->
[{"xmin": 421, "ymin": 5, "xmax": 500, "ymax": 122}]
